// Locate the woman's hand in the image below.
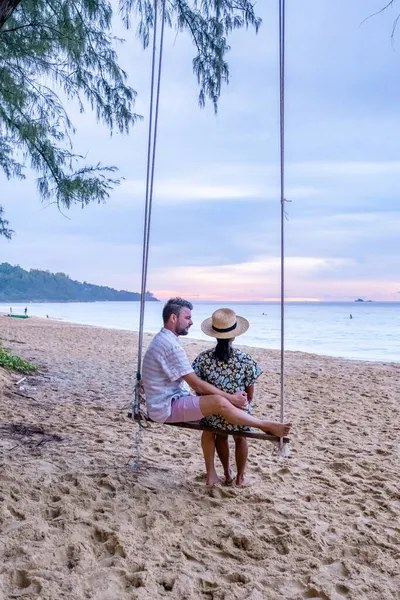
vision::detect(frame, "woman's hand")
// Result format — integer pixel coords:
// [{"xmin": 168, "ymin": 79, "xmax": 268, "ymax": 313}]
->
[{"xmin": 229, "ymin": 390, "xmax": 248, "ymax": 408}]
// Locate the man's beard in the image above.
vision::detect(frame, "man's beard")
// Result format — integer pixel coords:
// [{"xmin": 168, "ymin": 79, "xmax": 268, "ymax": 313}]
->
[{"xmin": 176, "ymin": 326, "xmax": 189, "ymax": 336}]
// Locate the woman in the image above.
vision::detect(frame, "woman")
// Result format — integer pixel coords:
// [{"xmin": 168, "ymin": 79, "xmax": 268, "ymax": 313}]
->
[{"xmin": 192, "ymin": 308, "xmax": 262, "ymax": 487}]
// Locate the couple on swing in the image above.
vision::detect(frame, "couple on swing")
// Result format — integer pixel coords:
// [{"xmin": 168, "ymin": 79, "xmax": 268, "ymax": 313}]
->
[{"xmin": 142, "ymin": 298, "xmax": 291, "ymax": 487}]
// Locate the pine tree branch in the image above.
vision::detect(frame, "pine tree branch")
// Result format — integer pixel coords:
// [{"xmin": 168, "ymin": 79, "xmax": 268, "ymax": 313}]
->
[
  {"xmin": 0, "ymin": 0, "xmax": 22, "ymax": 29},
  {"xmin": 0, "ymin": 0, "xmax": 261, "ymax": 238},
  {"xmin": 0, "ymin": 21, "xmax": 35, "ymax": 33},
  {"xmin": 361, "ymin": 1, "xmax": 400, "ymax": 41}
]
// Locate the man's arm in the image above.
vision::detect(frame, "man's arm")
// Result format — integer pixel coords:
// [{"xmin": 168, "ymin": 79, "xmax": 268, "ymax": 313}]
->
[
  {"xmin": 183, "ymin": 372, "xmax": 247, "ymax": 408},
  {"xmin": 245, "ymin": 384, "xmax": 254, "ymax": 403}
]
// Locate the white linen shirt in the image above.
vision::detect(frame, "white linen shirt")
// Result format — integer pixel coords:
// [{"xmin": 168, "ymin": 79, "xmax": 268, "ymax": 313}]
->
[{"xmin": 142, "ymin": 328, "xmax": 194, "ymax": 422}]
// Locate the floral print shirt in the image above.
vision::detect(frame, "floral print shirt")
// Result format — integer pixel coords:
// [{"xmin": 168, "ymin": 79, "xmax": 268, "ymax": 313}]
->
[{"xmin": 192, "ymin": 348, "xmax": 262, "ymax": 432}]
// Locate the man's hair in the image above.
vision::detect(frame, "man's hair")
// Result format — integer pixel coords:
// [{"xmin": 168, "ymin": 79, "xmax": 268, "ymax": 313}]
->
[{"xmin": 162, "ymin": 297, "xmax": 193, "ymax": 323}]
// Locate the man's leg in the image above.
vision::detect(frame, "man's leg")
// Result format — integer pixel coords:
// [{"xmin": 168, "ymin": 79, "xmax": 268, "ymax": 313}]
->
[
  {"xmin": 199, "ymin": 395, "xmax": 292, "ymax": 437},
  {"xmin": 233, "ymin": 436, "xmax": 248, "ymax": 487},
  {"xmin": 201, "ymin": 431, "xmax": 220, "ymax": 487},
  {"xmin": 215, "ymin": 434, "xmax": 234, "ymax": 484}
]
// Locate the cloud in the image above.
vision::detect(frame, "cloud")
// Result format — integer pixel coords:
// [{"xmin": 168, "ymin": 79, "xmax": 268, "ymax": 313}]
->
[
  {"xmin": 147, "ymin": 255, "xmax": 356, "ymax": 300},
  {"xmin": 120, "ymin": 179, "xmax": 261, "ymax": 202},
  {"xmin": 118, "ymin": 177, "xmax": 323, "ymax": 204},
  {"xmin": 290, "ymin": 160, "xmax": 400, "ymax": 177},
  {"xmin": 0, "ymin": 231, "xmax": 145, "ymax": 291},
  {"xmin": 113, "ymin": 158, "xmax": 400, "ymax": 210}
]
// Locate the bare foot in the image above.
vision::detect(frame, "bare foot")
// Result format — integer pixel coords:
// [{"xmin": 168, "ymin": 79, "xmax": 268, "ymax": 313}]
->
[
  {"xmin": 206, "ymin": 472, "xmax": 223, "ymax": 487},
  {"xmin": 236, "ymin": 474, "xmax": 247, "ymax": 488},
  {"xmin": 224, "ymin": 469, "xmax": 234, "ymax": 486},
  {"xmin": 261, "ymin": 422, "xmax": 292, "ymax": 437}
]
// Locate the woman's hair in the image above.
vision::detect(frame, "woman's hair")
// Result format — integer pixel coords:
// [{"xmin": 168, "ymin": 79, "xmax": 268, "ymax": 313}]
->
[{"xmin": 213, "ymin": 338, "xmax": 234, "ymax": 363}]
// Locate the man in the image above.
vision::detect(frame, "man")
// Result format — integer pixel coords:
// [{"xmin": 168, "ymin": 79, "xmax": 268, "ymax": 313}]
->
[{"xmin": 142, "ymin": 298, "xmax": 291, "ymax": 482}]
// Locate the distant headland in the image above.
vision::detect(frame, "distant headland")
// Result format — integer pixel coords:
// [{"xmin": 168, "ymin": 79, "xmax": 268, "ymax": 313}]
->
[
  {"xmin": 0, "ymin": 263, "xmax": 159, "ymax": 303},
  {"xmin": 354, "ymin": 298, "xmax": 373, "ymax": 303}
]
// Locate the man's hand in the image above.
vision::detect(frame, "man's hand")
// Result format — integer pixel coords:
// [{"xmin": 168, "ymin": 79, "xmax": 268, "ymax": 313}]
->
[
  {"xmin": 229, "ymin": 390, "xmax": 248, "ymax": 409},
  {"xmin": 183, "ymin": 373, "xmax": 249, "ymax": 407}
]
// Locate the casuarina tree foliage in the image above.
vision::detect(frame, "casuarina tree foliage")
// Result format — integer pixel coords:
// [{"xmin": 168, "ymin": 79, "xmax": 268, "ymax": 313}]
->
[{"xmin": 0, "ymin": 0, "xmax": 261, "ymax": 237}]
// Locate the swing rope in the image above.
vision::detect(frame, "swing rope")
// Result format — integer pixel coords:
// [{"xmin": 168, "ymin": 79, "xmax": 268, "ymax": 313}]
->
[
  {"xmin": 279, "ymin": 0, "xmax": 286, "ymax": 426},
  {"xmin": 131, "ymin": 0, "xmax": 166, "ymax": 465},
  {"xmin": 136, "ymin": 0, "xmax": 166, "ymax": 383},
  {"xmin": 130, "ymin": 0, "xmax": 290, "ymax": 464}
]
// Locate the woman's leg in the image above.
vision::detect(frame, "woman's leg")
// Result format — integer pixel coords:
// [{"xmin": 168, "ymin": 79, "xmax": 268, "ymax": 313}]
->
[
  {"xmin": 165, "ymin": 396, "xmax": 291, "ymax": 438},
  {"xmin": 233, "ymin": 436, "xmax": 248, "ymax": 487},
  {"xmin": 199, "ymin": 395, "xmax": 291, "ymax": 437},
  {"xmin": 201, "ymin": 431, "xmax": 220, "ymax": 486},
  {"xmin": 215, "ymin": 434, "xmax": 234, "ymax": 484}
]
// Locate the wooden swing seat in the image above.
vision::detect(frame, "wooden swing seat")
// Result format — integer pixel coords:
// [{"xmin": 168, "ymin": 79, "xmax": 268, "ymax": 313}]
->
[{"xmin": 128, "ymin": 412, "xmax": 289, "ymax": 443}]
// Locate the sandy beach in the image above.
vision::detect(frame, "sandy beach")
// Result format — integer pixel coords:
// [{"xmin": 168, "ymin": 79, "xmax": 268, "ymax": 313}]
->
[{"xmin": 0, "ymin": 316, "xmax": 399, "ymax": 600}]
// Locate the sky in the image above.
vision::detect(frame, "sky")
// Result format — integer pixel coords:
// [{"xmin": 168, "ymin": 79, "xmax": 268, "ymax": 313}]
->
[{"xmin": 1, "ymin": 0, "xmax": 400, "ymax": 302}]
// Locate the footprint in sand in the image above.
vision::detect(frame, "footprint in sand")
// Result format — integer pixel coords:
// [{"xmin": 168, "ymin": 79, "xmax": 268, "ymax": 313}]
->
[
  {"xmin": 10, "ymin": 571, "xmax": 42, "ymax": 595},
  {"xmin": 124, "ymin": 571, "xmax": 148, "ymax": 588},
  {"xmin": 66, "ymin": 544, "xmax": 80, "ymax": 570},
  {"xmin": 226, "ymin": 572, "xmax": 250, "ymax": 584},
  {"xmin": 157, "ymin": 575, "xmax": 176, "ymax": 592},
  {"xmin": 197, "ymin": 577, "xmax": 219, "ymax": 592},
  {"xmin": 45, "ymin": 505, "xmax": 62, "ymax": 520},
  {"xmin": 303, "ymin": 587, "xmax": 330, "ymax": 599},
  {"xmin": 323, "ymin": 559, "xmax": 349, "ymax": 577},
  {"xmin": 7, "ymin": 506, "xmax": 25, "ymax": 521},
  {"xmin": 93, "ymin": 528, "xmax": 127, "ymax": 558},
  {"xmin": 98, "ymin": 478, "xmax": 117, "ymax": 497},
  {"xmin": 336, "ymin": 584, "xmax": 350, "ymax": 597}
]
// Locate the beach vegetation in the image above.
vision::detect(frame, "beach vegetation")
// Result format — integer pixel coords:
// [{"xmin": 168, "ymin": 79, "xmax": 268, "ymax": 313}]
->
[
  {"xmin": 0, "ymin": 342, "xmax": 38, "ymax": 373},
  {"xmin": 0, "ymin": 0, "xmax": 261, "ymax": 236}
]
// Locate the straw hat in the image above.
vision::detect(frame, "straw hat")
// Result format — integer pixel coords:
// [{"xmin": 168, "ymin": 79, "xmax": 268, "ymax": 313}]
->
[{"xmin": 201, "ymin": 308, "xmax": 249, "ymax": 339}]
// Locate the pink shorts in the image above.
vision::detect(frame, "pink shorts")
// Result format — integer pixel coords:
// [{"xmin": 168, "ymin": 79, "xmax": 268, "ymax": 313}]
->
[{"xmin": 165, "ymin": 395, "xmax": 203, "ymax": 423}]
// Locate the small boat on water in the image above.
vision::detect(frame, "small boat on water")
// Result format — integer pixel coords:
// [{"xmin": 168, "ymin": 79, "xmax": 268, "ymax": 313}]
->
[{"xmin": 6, "ymin": 314, "xmax": 30, "ymax": 319}]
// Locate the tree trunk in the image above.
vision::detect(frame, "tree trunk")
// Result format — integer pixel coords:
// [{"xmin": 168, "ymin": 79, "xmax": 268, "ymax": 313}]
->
[{"xmin": 0, "ymin": 0, "xmax": 22, "ymax": 29}]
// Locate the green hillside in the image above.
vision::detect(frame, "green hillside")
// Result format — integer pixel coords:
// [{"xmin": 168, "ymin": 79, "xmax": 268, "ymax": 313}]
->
[{"xmin": 0, "ymin": 263, "xmax": 158, "ymax": 303}]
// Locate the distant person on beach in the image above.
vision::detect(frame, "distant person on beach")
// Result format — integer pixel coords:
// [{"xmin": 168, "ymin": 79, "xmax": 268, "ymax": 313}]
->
[
  {"xmin": 9, "ymin": 307, "xmax": 12, "ymax": 314},
  {"xmin": 24, "ymin": 307, "xmax": 27, "ymax": 315},
  {"xmin": 350, "ymin": 314, "xmax": 353, "ymax": 319},
  {"xmin": 142, "ymin": 298, "xmax": 291, "ymax": 486},
  {"xmin": 193, "ymin": 309, "xmax": 262, "ymax": 487}
]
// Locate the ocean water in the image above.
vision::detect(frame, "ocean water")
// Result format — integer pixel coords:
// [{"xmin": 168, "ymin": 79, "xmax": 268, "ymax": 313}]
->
[{"xmin": 1, "ymin": 301, "xmax": 399, "ymax": 363}]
